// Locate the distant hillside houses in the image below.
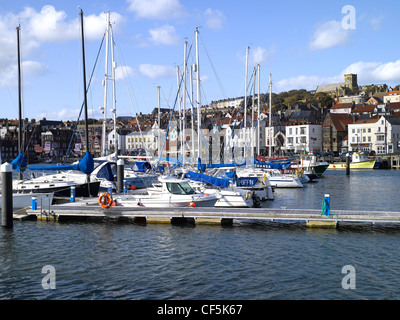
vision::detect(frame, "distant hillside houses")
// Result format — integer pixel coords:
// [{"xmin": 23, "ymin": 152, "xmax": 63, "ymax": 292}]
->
[{"xmin": 3, "ymin": 73, "xmax": 400, "ymax": 163}]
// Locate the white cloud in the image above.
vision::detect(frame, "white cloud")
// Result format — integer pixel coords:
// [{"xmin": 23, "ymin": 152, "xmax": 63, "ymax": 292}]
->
[
  {"xmin": 274, "ymin": 59, "xmax": 400, "ymax": 93},
  {"xmin": 127, "ymin": 0, "xmax": 186, "ymax": 20},
  {"xmin": 250, "ymin": 46, "xmax": 276, "ymax": 65},
  {"xmin": 37, "ymin": 107, "xmax": 82, "ymax": 121},
  {"xmin": 148, "ymin": 24, "xmax": 179, "ymax": 45},
  {"xmin": 309, "ymin": 20, "xmax": 351, "ymax": 50},
  {"xmin": 115, "ymin": 65, "xmax": 136, "ymax": 81},
  {"xmin": 342, "ymin": 60, "xmax": 400, "ymax": 84},
  {"xmin": 204, "ymin": 8, "xmax": 225, "ymax": 30},
  {"xmin": 22, "ymin": 6, "xmax": 123, "ymax": 43},
  {"xmin": 274, "ymin": 75, "xmax": 341, "ymax": 93},
  {"xmin": 139, "ymin": 64, "xmax": 175, "ymax": 80},
  {"xmin": 0, "ymin": 6, "xmax": 123, "ymax": 88}
]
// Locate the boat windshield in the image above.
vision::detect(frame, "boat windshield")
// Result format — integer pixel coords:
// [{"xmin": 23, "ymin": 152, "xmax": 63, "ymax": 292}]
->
[{"xmin": 166, "ymin": 182, "xmax": 195, "ymax": 195}]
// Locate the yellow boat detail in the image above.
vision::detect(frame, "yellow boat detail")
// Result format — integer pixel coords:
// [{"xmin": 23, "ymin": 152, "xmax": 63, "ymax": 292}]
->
[{"xmin": 327, "ymin": 153, "xmax": 376, "ymax": 170}]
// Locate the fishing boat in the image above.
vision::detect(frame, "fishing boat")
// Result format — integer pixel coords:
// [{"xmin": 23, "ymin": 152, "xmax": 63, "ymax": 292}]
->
[
  {"xmin": 114, "ymin": 176, "xmax": 218, "ymax": 208},
  {"xmin": 291, "ymin": 153, "xmax": 329, "ymax": 177},
  {"xmin": 328, "ymin": 153, "xmax": 376, "ymax": 170}
]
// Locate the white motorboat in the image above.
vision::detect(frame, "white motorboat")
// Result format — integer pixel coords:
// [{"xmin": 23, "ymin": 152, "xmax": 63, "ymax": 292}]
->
[
  {"xmin": 262, "ymin": 169, "xmax": 304, "ymax": 188},
  {"xmin": 213, "ymin": 168, "xmax": 274, "ymax": 201},
  {"xmin": 114, "ymin": 176, "xmax": 218, "ymax": 208},
  {"xmin": 189, "ymin": 181, "xmax": 255, "ymax": 208}
]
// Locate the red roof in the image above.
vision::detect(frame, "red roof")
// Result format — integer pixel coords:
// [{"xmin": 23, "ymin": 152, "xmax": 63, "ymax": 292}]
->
[
  {"xmin": 329, "ymin": 114, "xmax": 353, "ymax": 131},
  {"xmin": 351, "ymin": 104, "xmax": 376, "ymax": 114},
  {"xmin": 386, "ymin": 90, "xmax": 400, "ymax": 96}
]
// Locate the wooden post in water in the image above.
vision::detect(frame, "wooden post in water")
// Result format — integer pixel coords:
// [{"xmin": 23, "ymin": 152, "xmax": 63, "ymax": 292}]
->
[
  {"xmin": 346, "ymin": 155, "xmax": 350, "ymax": 175},
  {"xmin": 1, "ymin": 163, "xmax": 13, "ymax": 228}
]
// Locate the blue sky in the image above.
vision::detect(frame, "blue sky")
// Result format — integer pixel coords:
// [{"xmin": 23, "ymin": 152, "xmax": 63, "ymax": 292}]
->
[{"xmin": 1, "ymin": 0, "xmax": 399, "ymax": 121}]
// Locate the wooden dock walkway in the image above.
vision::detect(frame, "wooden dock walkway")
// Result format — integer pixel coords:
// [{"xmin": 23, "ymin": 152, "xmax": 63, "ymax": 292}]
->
[{"xmin": 23, "ymin": 199, "xmax": 400, "ymax": 228}]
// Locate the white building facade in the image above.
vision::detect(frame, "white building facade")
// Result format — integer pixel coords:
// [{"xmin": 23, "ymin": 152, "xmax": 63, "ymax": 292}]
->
[{"xmin": 284, "ymin": 124, "xmax": 322, "ymax": 153}]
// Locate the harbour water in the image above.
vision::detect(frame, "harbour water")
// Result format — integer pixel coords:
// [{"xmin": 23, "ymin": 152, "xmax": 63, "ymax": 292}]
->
[{"xmin": 2, "ymin": 169, "xmax": 400, "ymax": 300}]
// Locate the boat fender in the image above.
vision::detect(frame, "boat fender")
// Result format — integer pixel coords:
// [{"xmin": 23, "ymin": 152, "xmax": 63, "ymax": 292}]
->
[
  {"xmin": 130, "ymin": 185, "xmax": 136, "ymax": 190},
  {"xmin": 189, "ymin": 202, "xmax": 196, "ymax": 207},
  {"xmin": 98, "ymin": 192, "xmax": 113, "ymax": 209}
]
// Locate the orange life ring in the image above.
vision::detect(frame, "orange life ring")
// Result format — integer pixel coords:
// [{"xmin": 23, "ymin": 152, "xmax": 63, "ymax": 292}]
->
[{"xmin": 98, "ymin": 192, "xmax": 113, "ymax": 209}]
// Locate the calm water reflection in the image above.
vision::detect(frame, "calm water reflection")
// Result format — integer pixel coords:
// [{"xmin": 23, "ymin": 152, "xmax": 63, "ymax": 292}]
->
[{"xmin": 1, "ymin": 169, "xmax": 400, "ymax": 300}]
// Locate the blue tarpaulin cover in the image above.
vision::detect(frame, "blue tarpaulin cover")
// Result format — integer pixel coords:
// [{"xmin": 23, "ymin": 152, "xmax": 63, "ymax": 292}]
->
[
  {"xmin": 254, "ymin": 159, "xmax": 291, "ymax": 170},
  {"xmin": 133, "ymin": 161, "xmax": 152, "ymax": 172},
  {"xmin": 11, "ymin": 152, "xmax": 27, "ymax": 172},
  {"xmin": 27, "ymin": 151, "xmax": 94, "ymax": 175},
  {"xmin": 184, "ymin": 171, "xmax": 231, "ymax": 188}
]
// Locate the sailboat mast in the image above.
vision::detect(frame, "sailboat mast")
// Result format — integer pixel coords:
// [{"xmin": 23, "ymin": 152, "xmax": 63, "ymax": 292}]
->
[
  {"xmin": 244, "ymin": 46, "xmax": 249, "ymax": 130},
  {"xmin": 182, "ymin": 40, "xmax": 187, "ymax": 167},
  {"xmin": 80, "ymin": 9, "xmax": 89, "ymax": 154},
  {"xmin": 252, "ymin": 67, "xmax": 256, "ymax": 160},
  {"xmin": 157, "ymin": 86, "xmax": 161, "ymax": 159},
  {"xmin": 257, "ymin": 64, "xmax": 260, "ymax": 155},
  {"xmin": 190, "ymin": 65, "xmax": 195, "ymax": 162},
  {"xmin": 102, "ymin": 12, "xmax": 110, "ymax": 157},
  {"xmin": 244, "ymin": 46, "xmax": 249, "ymax": 160},
  {"xmin": 269, "ymin": 73, "xmax": 272, "ymax": 158},
  {"xmin": 16, "ymin": 25, "xmax": 22, "ymax": 154},
  {"xmin": 110, "ymin": 19, "xmax": 117, "ymax": 155},
  {"xmin": 195, "ymin": 28, "xmax": 201, "ymax": 161},
  {"xmin": 176, "ymin": 66, "xmax": 182, "ymax": 161}
]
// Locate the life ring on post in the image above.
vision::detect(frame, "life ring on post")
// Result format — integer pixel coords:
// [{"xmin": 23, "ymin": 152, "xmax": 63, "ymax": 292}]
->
[{"xmin": 98, "ymin": 192, "xmax": 113, "ymax": 209}]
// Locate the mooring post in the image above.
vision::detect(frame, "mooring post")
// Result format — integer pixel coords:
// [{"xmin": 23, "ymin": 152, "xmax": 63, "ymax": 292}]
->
[
  {"xmin": 70, "ymin": 186, "xmax": 75, "ymax": 203},
  {"xmin": 346, "ymin": 155, "xmax": 350, "ymax": 175},
  {"xmin": 1, "ymin": 163, "xmax": 13, "ymax": 228},
  {"xmin": 32, "ymin": 196, "xmax": 37, "ymax": 210},
  {"xmin": 117, "ymin": 159, "xmax": 124, "ymax": 193}
]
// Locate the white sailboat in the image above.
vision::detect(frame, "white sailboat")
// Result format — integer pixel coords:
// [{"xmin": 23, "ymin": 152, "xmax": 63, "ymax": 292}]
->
[
  {"xmin": 12, "ymin": 13, "xmax": 100, "ymax": 198},
  {"xmin": 2, "ymin": 25, "xmax": 54, "ymax": 209}
]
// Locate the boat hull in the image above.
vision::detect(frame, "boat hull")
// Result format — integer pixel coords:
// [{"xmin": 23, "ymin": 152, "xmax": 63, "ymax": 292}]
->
[
  {"xmin": 116, "ymin": 196, "xmax": 218, "ymax": 208},
  {"xmin": 328, "ymin": 160, "xmax": 376, "ymax": 170},
  {"xmin": 269, "ymin": 178, "xmax": 303, "ymax": 188},
  {"xmin": 16, "ymin": 181, "xmax": 101, "ymax": 197}
]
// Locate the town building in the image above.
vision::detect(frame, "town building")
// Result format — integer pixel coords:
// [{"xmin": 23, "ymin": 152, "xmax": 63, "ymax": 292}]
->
[
  {"xmin": 284, "ymin": 123, "xmax": 322, "ymax": 153},
  {"xmin": 322, "ymin": 113, "xmax": 353, "ymax": 153}
]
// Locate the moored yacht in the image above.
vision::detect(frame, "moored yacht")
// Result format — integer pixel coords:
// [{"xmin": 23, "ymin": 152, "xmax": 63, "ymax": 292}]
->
[{"xmin": 114, "ymin": 176, "xmax": 218, "ymax": 208}]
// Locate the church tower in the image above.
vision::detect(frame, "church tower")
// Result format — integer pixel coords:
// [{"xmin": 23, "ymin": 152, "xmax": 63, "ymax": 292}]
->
[{"xmin": 344, "ymin": 74, "xmax": 358, "ymax": 91}]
